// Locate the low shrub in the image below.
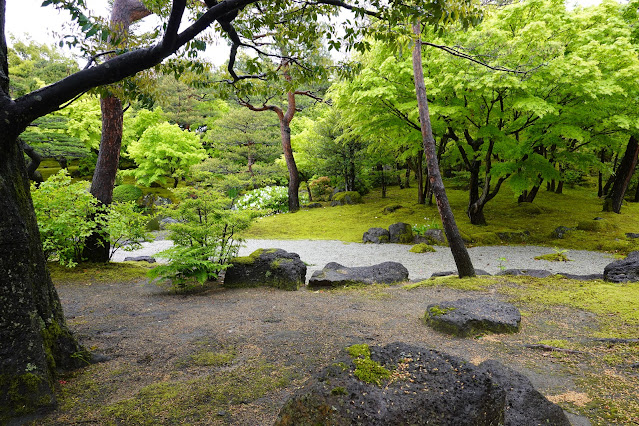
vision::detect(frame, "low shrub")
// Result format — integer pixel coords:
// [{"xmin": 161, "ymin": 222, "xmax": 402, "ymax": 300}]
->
[
  {"xmin": 112, "ymin": 184, "xmax": 143, "ymax": 203},
  {"xmin": 235, "ymin": 186, "xmax": 309, "ymax": 214},
  {"xmin": 309, "ymin": 177, "xmax": 333, "ymax": 201}
]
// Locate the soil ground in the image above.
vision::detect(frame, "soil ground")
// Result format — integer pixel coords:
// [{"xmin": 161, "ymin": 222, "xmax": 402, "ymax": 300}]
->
[{"xmin": 26, "ymin": 268, "xmax": 639, "ymax": 425}]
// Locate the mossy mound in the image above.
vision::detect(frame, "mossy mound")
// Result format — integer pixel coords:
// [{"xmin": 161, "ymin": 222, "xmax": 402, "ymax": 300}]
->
[
  {"xmin": 331, "ymin": 191, "xmax": 362, "ymax": 206},
  {"xmin": 112, "ymin": 184, "xmax": 143, "ymax": 203},
  {"xmin": 410, "ymin": 243, "xmax": 436, "ymax": 253},
  {"xmin": 534, "ymin": 252, "xmax": 572, "ymax": 262},
  {"xmin": 577, "ymin": 220, "xmax": 615, "ymax": 232}
]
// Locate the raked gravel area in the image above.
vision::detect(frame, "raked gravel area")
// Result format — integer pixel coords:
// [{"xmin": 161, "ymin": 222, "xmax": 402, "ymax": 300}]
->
[{"xmin": 111, "ymin": 238, "xmax": 616, "ymax": 282}]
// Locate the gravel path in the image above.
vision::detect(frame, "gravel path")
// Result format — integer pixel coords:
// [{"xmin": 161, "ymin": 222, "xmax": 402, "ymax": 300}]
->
[{"xmin": 112, "ymin": 238, "xmax": 615, "ymax": 281}]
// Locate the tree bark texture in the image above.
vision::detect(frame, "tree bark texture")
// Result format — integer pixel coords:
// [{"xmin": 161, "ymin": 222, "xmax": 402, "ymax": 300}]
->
[
  {"xmin": 411, "ymin": 21, "xmax": 475, "ymax": 278},
  {"xmin": 86, "ymin": 0, "xmax": 150, "ymax": 262},
  {"xmin": 603, "ymin": 135, "xmax": 639, "ymax": 213},
  {"xmin": 0, "ymin": 0, "xmax": 261, "ymax": 417},
  {"xmin": 0, "ymin": 134, "xmax": 87, "ymax": 419},
  {"xmin": 280, "ymin": 119, "xmax": 300, "ymax": 211}
]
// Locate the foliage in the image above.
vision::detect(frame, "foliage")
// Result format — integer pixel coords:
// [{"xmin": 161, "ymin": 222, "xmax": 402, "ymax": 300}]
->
[
  {"xmin": 127, "ymin": 122, "xmax": 208, "ymax": 188},
  {"xmin": 104, "ymin": 202, "xmax": 154, "ymax": 260},
  {"xmin": 111, "ymin": 184, "xmax": 143, "ymax": 204},
  {"xmin": 235, "ymin": 186, "xmax": 308, "ymax": 214},
  {"xmin": 412, "ymin": 219, "xmax": 442, "ymax": 235},
  {"xmin": 31, "ymin": 170, "xmax": 103, "ymax": 267},
  {"xmin": 149, "ymin": 188, "xmax": 253, "ymax": 289},
  {"xmin": 309, "ymin": 176, "xmax": 334, "ymax": 201}
]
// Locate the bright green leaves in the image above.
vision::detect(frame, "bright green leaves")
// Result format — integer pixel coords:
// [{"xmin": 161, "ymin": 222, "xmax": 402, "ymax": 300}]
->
[{"xmin": 127, "ymin": 122, "xmax": 207, "ymax": 188}]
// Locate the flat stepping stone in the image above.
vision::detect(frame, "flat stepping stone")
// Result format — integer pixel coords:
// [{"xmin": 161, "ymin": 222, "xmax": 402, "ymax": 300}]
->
[
  {"xmin": 496, "ymin": 268, "xmax": 552, "ymax": 278},
  {"xmin": 308, "ymin": 261, "xmax": 408, "ymax": 288},
  {"xmin": 425, "ymin": 298, "xmax": 521, "ymax": 337},
  {"xmin": 430, "ymin": 269, "xmax": 491, "ymax": 278},
  {"xmin": 123, "ymin": 256, "xmax": 156, "ymax": 263}
]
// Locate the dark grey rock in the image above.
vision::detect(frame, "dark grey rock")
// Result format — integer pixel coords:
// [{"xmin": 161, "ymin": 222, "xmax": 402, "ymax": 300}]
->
[
  {"xmin": 159, "ymin": 217, "xmax": 179, "ymax": 230},
  {"xmin": 496, "ymin": 269, "xmax": 553, "ymax": 278},
  {"xmin": 142, "ymin": 193, "xmax": 172, "ymax": 209},
  {"xmin": 275, "ymin": 342, "xmax": 569, "ymax": 426},
  {"xmin": 593, "ymin": 217, "xmax": 604, "ymax": 220},
  {"xmin": 497, "ymin": 231, "xmax": 530, "ymax": 242},
  {"xmin": 331, "ymin": 191, "xmax": 362, "ymax": 206},
  {"xmin": 558, "ymin": 273, "xmax": 603, "ymax": 281},
  {"xmin": 225, "ymin": 249, "xmax": 306, "ymax": 291},
  {"xmin": 383, "ymin": 204, "xmax": 403, "ymax": 214},
  {"xmin": 626, "ymin": 233, "xmax": 639, "ymax": 239},
  {"xmin": 389, "ymin": 222, "xmax": 413, "ymax": 244},
  {"xmin": 430, "ymin": 269, "xmax": 491, "ymax": 278},
  {"xmin": 478, "ymin": 360, "xmax": 571, "ymax": 426},
  {"xmin": 604, "ymin": 251, "xmax": 639, "ymax": 282},
  {"xmin": 414, "ymin": 229, "xmax": 446, "ymax": 245},
  {"xmin": 123, "ymin": 256, "xmax": 156, "ymax": 263},
  {"xmin": 308, "ymin": 261, "xmax": 408, "ymax": 288},
  {"xmin": 425, "ymin": 298, "xmax": 521, "ymax": 337},
  {"xmin": 363, "ymin": 227, "xmax": 390, "ymax": 244},
  {"xmin": 304, "ymin": 202, "xmax": 322, "ymax": 209},
  {"xmin": 551, "ymin": 226, "xmax": 573, "ymax": 239}
]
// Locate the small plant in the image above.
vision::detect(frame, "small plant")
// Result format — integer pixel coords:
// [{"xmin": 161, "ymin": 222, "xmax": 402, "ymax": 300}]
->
[
  {"xmin": 534, "ymin": 248, "xmax": 572, "ymax": 262},
  {"xmin": 498, "ymin": 257, "xmax": 507, "ymax": 271},
  {"xmin": 412, "ymin": 218, "xmax": 442, "ymax": 236},
  {"xmin": 149, "ymin": 187, "xmax": 254, "ymax": 289},
  {"xmin": 346, "ymin": 344, "xmax": 391, "ymax": 386},
  {"xmin": 105, "ymin": 201, "xmax": 155, "ymax": 260}
]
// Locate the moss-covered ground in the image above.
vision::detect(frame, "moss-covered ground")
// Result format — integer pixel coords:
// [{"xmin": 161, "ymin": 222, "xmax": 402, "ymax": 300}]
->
[{"xmin": 244, "ymin": 181, "xmax": 639, "ymax": 254}]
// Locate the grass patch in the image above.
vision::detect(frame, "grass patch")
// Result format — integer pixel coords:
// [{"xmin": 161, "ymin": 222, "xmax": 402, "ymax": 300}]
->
[
  {"xmin": 243, "ymin": 181, "xmax": 639, "ymax": 253},
  {"xmin": 49, "ymin": 262, "xmax": 152, "ymax": 285}
]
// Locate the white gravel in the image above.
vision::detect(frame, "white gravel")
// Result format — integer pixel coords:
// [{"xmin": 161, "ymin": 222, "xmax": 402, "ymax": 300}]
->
[{"xmin": 112, "ymin": 238, "xmax": 615, "ymax": 281}]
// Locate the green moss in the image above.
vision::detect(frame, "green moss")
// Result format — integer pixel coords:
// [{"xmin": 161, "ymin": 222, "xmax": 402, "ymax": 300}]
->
[
  {"xmin": 102, "ymin": 360, "xmax": 291, "ymax": 424},
  {"xmin": 534, "ymin": 252, "xmax": 572, "ymax": 262},
  {"xmin": 177, "ymin": 347, "xmax": 237, "ymax": 368},
  {"xmin": 330, "ymin": 386, "xmax": 347, "ymax": 395},
  {"xmin": 428, "ymin": 305, "xmax": 456, "ymax": 316},
  {"xmin": 536, "ymin": 339, "xmax": 569, "ymax": 349},
  {"xmin": 346, "ymin": 344, "xmax": 391, "ymax": 386},
  {"xmin": 332, "ymin": 191, "xmax": 362, "ymax": 204},
  {"xmin": 0, "ymin": 372, "xmax": 53, "ymax": 418},
  {"xmin": 472, "ymin": 232, "xmax": 502, "ymax": 245},
  {"xmin": 112, "ymin": 184, "xmax": 143, "ymax": 203},
  {"xmin": 405, "ymin": 276, "xmax": 495, "ymax": 292},
  {"xmin": 409, "ymin": 243, "xmax": 436, "ymax": 253},
  {"xmin": 49, "ymin": 262, "xmax": 152, "ymax": 285},
  {"xmin": 576, "ymin": 220, "xmax": 614, "ymax": 232}
]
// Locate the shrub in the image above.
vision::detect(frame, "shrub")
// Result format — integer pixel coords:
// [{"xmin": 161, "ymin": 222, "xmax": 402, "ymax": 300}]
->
[
  {"xmin": 31, "ymin": 170, "xmax": 102, "ymax": 267},
  {"xmin": 149, "ymin": 187, "xmax": 254, "ymax": 289},
  {"xmin": 32, "ymin": 170, "xmax": 154, "ymax": 267},
  {"xmin": 309, "ymin": 177, "xmax": 333, "ymax": 201},
  {"xmin": 235, "ymin": 186, "xmax": 309, "ymax": 214},
  {"xmin": 112, "ymin": 184, "xmax": 143, "ymax": 203},
  {"xmin": 410, "ymin": 244, "xmax": 436, "ymax": 253},
  {"xmin": 412, "ymin": 218, "xmax": 442, "ymax": 236}
]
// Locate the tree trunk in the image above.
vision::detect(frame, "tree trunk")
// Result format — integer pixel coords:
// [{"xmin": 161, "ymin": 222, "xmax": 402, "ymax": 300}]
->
[
  {"xmin": 404, "ymin": 166, "xmax": 410, "ymax": 188},
  {"xmin": 603, "ymin": 135, "xmax": 639, "ymax": 213},
  {"xmin": 306, "ymin": 180, "xmax": 313, "ymax": 202},
  {"xmin": 467, "ymin": 161, "xmax": 486, "ymax": 225},
  {"xmin": 84, "ymin": 96, "xmax": 124, "ymax": 262},
  {"xmin": 416, "ymin": 152, "xmax": 425, "ymax": 205},
  {"xmin": 280, "ymin": 120, "xmax": 300, "ymax": 212},
  {"xmin": 0, "ymin": 135, "xmax": 87, "ymax": 419},
  {"xmin": 412, "ymin": 21, "xmax": 475, "ymax": 278},
  {"xmin": 555, "ymin": 181, "xmax": 564, "ymax": 194},
  {"xmin": 85, "ymin": 0, "xmax": 150, "ymax": 262}
]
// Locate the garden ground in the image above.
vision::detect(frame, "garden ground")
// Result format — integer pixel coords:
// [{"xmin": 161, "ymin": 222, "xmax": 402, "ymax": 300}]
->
[{"xmin": 26, "ymin": 262, "xmax": 639, "ymax": 425}]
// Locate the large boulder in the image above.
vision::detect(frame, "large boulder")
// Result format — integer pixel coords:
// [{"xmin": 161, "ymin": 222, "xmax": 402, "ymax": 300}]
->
[
  {"xmin": 604, "ymin": 251, "xmax": 639, "ymax": 283},
  {"xmin": 331, "ymin": 191, "xmax": 362, "ymax": 206},
  {"xmin": 224, "ymin": 249, "xmax": 306, "ymax": 291},
  {"xmin": 551, "ymin": 226, "xmax": 573, "ymax": 239},
  {"xmin": 389, "ymin": 222, "xmax": 413, "ymax": 244},
  {"xmin": 425, "ymin": 298, "xmax": 521, "ymax": 337},
  {"xmin": 275, "ymin": 342, "xmax": 569, "ymax": 426},
  {"xmin": 363, "ymin": 227, "xmax": 390, "ymax": 244},
  {"xmin": 308, "ymin": 262, "xmax": 408, "ymax": 288}
]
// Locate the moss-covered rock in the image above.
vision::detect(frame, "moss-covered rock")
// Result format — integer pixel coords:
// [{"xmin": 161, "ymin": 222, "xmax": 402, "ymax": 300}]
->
[
  {"xmin": 389, "ymin": 222, "xmax": 413, "ymax": 244},
  {"xmin": 330, "ymin": 191, "xmax": 362, "ymax": 206},
  {"xmin": 410, "ymin": 243, "xmax": 436, "ymax": 253},
  {"xmin": 224, "ymin": 249, "xmax": 306, "ymax": 291}
]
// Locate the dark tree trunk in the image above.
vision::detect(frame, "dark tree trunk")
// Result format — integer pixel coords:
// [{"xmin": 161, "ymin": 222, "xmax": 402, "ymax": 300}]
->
[
  {"xmin": 55, "ymin": 156, "xmax": 68, "ymax": 169},
  {"xmin": 412, "ymin": 21, "xmax": 475, "ymax": 278},
  {"xmin": 467, "ymin": 161, "xmax": 486, "ymax": 225},
  {"xmin": 598, "ymin": 172, "xmax": 603, "ymax": 197},
  {"xmin": 416, "ymin": 152, "xmax": 424, "ymax": 204},
  {"xmin": 84, "ymin": 96, "xmax": 124, "ymax": 262},
  {"xmin": 547, "ymin": 179, "xmax": 555, "ymax": 192},
  {"xmin": 603, "ymin": 135, "xmax": 639, "ymax": 213},
  {"xmin": 634, "ymin": 181, "xmax": 639, "ymax": 202},
  {"xmin": 20, "ymin": 140, "xmax": 44, "ymax": 183},
  {"xmin": 378, "ymin": 164, "xmax": 387, "ymax": 198},
  {"xmin": 280, "ymin": 120, "xmax": 300, "ymax": 212},
  {"xmin": 555, "ymin": 181, "xmax": 564, "ymax": 194},
  {"xmin": 518, "ymin": 179, "xmax": 542, "ymax": 203},
  {"xmin": 404, "ymin": 166, "xmax": 410, "ymax": 188},
  {"xmin": 1, "ymin": 134, "xmax": 87, "ymax": 419},
  {"xmin": 306, "ymin": 181, "xmax": 313, "ymax": 202}
]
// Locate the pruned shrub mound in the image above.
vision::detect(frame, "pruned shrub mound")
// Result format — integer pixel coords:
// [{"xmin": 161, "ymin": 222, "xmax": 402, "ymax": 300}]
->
[
  {"xmin": 309, "ymin": 176, "xmax": 333, "ymax": 201},
  {"xmin": 112, "ymin": 184, "xmax": 143, "ymax": 203},
  {"xmin": 425, "ymin": 298, "xmax": 521, "ymax": 337},
  {"xmin": 410, "ymin": 243, "xmax": 436, "ymax": 253},
  {"xmin": 225, "ymin": 249, "xmax": 306, "ymax": 290},
  {"xmin": 275, "ymin": 342, "xmax": 570, "ymax": 426},
  {"xmin": 331, "ymin": 191, "xmax": 362, "ymax": 206}
]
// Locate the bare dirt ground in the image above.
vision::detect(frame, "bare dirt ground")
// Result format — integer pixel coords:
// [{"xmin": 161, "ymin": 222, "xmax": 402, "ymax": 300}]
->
[{"xmin": 27, "ymin": 268, "xmax": 637, "ymax": 426}]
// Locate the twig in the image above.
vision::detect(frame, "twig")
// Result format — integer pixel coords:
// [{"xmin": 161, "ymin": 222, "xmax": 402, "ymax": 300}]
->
[{"xmin": 525, "ymin": 344, "xmax": 585, "ymax": 354}]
